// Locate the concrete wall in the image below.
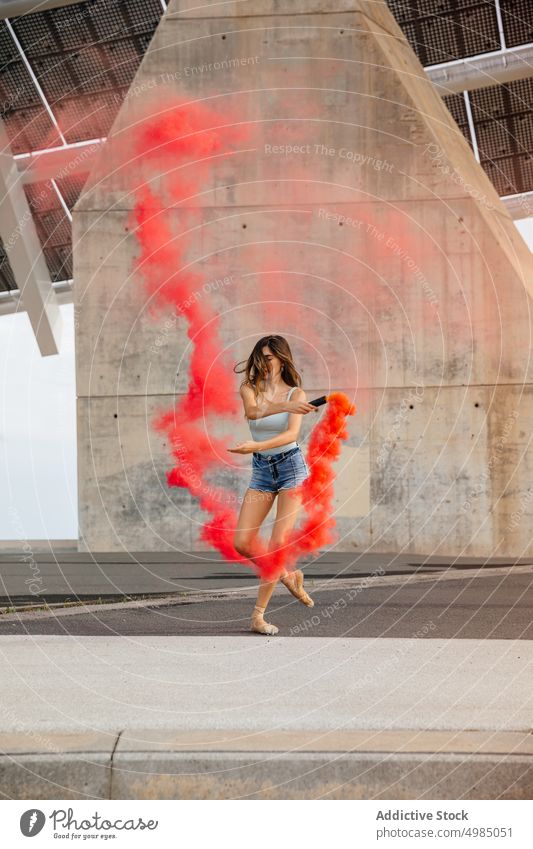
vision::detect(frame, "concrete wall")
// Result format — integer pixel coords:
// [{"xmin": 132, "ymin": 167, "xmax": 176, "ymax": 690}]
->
[{"xmin": 73, "ymin": 0, "xmax": 533, "ymax": 555}]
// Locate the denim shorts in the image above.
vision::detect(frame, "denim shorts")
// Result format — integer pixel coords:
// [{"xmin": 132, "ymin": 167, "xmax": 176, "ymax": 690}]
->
[{"xmin": 249, "ymin": 445, "xmax": 310, "ymax": 493}]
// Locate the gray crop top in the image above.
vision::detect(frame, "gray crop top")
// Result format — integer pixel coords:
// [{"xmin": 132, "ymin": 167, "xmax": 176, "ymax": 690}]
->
[{"xmin": 248, "ymin": 385, "xmax": 299, "ymax": 456}]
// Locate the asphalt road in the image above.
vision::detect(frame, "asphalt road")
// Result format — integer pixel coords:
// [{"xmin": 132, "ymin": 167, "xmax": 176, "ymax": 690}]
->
[
  {"xmin": 0, "ymin": 568, "xmax": 531, "ymax": 639},
  {"xmin": 1, "ymin": 550, "xmax": 531, "ymax": 603}
]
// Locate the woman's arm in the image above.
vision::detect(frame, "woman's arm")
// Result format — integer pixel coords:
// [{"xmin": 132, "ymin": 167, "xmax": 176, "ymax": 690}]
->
[
  {"xmin": 240, "ymin": 383, "xmax": 316, "ymax": 420},
  {"xmin": 239, "ymin": 383, "xmax": 286, "ymax": 419}
]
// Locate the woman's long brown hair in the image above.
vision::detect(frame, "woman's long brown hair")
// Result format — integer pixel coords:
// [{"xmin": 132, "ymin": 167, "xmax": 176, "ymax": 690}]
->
[{"xmin": 233, "ymin": 335, "xmax": 302, "ymax": 403}]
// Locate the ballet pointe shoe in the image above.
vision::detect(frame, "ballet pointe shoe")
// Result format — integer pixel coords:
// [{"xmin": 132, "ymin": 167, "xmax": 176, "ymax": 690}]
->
[
  {"xmin": 250, "ymin": 605, "xmax": 279, "ymax": 636},
  {"xmin": 281, "ymin": 569, "xmax": 314, "ymax": 607}
]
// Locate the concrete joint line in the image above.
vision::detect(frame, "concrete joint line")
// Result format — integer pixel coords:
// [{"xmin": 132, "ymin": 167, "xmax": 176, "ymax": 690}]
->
[{"xmin": 109, "ymin": 730, "xmax": 124, "ymax": 800}]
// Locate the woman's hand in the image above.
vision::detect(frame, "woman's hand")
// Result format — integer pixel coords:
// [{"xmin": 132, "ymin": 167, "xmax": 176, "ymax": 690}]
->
[
  {"xmin": 285, "ymin": 400, "xmax": 319, "ymax": 414},
  {"xmin": 227, "ymin": 441, "xmax": 258, "ymax": 454}
]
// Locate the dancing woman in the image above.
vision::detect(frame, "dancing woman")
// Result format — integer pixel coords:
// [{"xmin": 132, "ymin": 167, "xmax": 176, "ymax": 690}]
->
[{"xmin": 228, "ymin": 335, "xmax": 318, "ymax": 635}]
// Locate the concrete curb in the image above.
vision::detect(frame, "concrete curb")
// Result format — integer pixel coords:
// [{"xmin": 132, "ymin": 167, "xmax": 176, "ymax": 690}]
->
[{"xmin": 1, "ymin": 730, "xmax": 532, "ymax": 799}]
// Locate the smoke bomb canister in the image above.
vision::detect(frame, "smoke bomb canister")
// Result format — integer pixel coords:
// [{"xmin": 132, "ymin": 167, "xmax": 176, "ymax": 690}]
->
[{"xmin": 309, "ymin": 395, "xmax": 328, "ymax": 407}]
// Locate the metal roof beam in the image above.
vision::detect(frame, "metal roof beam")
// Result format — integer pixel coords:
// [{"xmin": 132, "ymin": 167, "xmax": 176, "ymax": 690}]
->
[
  {"xmin": 14, "ymin": 139, "xmax": 102, "ymax": 185},
  {"xmin": 1, "ymin": 0, "xmax": 167, "ymax": 19},
  {"xmin": 501, "ymin": 192, "xmax": 533, "ymax": 221},
  {"xmin": 0, "ymin": 280, "xmax": 72, "ymax": 315},
  {"xmin": 427, "ymin": 44, "xmax": 533, "ymax": 95},
  {"xmin": 0, "ymin": 120, "xmax": 62, "ymax": 354}
]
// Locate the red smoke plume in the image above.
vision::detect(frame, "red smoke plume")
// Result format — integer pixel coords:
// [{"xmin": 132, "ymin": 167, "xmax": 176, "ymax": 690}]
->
[{"xmin": 127, "ymin": 99, "xmax": 355, "ymax": 580}]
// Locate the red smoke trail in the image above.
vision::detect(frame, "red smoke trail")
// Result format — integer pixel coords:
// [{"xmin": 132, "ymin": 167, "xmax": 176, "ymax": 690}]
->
[
  {"xmin": 127, "ymin": 99, "xmax": 355, "ymax": 579},
  {"xmin": 127, "ymin": 100, "xmax": 251, "ymax": 567}
]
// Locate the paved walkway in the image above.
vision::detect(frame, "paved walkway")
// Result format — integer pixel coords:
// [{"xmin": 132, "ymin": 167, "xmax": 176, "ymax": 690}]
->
[{"xmin": 1, "ymin": 635, "xmax": 532, "ymax": 733}]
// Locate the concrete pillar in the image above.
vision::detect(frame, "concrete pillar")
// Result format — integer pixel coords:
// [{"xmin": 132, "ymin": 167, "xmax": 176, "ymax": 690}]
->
[{"xmin": 73, "ymin": 0, "xmax": 533, "ymax": 556}]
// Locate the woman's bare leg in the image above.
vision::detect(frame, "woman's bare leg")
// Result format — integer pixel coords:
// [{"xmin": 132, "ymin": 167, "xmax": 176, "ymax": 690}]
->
[
  {"xmin": 272, "ymin": 489, "xmax": 314, "ymax": 608},
  {"xmin": 233, "ymin": 488, "xmax": 280, "ymax": 635}
]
